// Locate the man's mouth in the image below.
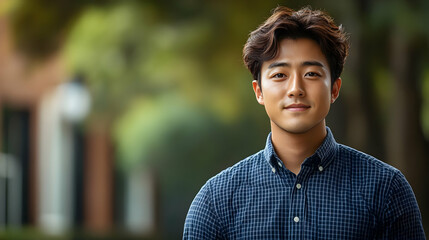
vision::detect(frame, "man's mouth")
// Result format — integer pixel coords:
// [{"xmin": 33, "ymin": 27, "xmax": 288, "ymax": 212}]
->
[{"xmin": 284, "ymin": 103, "xmax": 310, "ymax": 112}]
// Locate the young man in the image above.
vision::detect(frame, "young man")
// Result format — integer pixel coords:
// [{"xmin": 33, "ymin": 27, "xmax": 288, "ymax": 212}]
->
[{"xmin": 183, "ymin": 6, "xmax": 425, "ymax": 239}]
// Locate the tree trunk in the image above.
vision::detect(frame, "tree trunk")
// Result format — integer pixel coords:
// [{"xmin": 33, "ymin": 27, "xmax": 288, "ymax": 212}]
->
[{"xmin": 387, "ymin": 27, "xmax": 429, "ymax": 220}]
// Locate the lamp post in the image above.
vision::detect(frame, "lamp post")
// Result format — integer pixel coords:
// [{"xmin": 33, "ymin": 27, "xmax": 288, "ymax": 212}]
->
[{"xmin": 38, "ymin": 76, "xmax": 91, "ymax": 234}]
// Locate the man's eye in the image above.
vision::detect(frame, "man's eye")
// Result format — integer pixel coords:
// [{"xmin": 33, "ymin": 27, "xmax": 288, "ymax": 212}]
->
[
  {"xmin": 305, "ymin": 72, "xmax": 320, "ymax": 77},
  {"xmin": 273, "ymin": 73, "xmax": 286, "ymax": 78}
]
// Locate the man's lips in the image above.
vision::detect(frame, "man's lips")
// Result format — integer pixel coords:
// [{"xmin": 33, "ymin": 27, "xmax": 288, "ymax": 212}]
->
[{"xmin": 284, "ymin": 103, "xmax": 310, "ymax": 112}]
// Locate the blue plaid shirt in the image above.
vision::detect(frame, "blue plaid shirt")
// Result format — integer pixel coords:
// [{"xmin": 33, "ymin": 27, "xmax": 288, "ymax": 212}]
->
[{"xmin": 183, "ymin": 128, "xmax": 425, "ymax": 239}]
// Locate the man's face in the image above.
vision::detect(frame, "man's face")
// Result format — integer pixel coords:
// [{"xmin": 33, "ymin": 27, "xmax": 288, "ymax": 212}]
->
[{"xmin": 253, "ymin": 38, "xmax": 341, "ymax": 134}]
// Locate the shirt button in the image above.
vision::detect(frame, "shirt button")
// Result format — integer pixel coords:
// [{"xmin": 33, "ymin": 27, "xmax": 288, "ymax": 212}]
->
[
  {"xmin": 277, "ymin": 161, "xmax": 282, "ymax": 167},
  {"xmin": 272, "ymin": 168, "xmax": 276, "ymax": 173},
  {"xmin": 293, "ymin": 216, "xmax": 300, "ymax": 223},
  {"xmin": 296, "ymin": 183, "xmax": 302, "ymax": 189},
  {"xmin": 318, "ymin": 166, "xmax": 324, "ymax": 172}
]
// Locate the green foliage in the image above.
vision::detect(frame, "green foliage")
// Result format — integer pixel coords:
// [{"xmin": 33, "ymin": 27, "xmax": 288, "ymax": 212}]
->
[
  {"xmin": 64, "ymin": 2, "xmax": 156, "ymax": 116},
  {"xmin": 113, "ymin": 94, "xmax": 209, "ymax": 171},
  {"xmin": 64, "ymin": 1, "xmax": 253, "ymax": 121},
  {"xmin": 64, "ymin": 1, "xmax": 271, "ymax": 172},
  {"xmin": 9, "ymin": 0, "xmax": 87, "ymax": 58}
]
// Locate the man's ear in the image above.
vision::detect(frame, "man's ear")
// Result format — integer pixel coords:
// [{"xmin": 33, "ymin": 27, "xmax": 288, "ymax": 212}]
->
[
  {"xmin": 252, "ymin": 80, "xmax": 264, "ymax": 105},
  {"xmin": 331, "ymin": 78, "xmax": 342, "ymax": 103}
]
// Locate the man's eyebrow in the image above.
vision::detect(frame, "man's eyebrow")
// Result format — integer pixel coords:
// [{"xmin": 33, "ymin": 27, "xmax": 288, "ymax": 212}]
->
[
  {"xmin": 268, "ymin": 62, "xmax": 290, "ymax": 69},
  {"xmin": 302, "ymin": 61, "xmax": 324, "ymax": 67}
]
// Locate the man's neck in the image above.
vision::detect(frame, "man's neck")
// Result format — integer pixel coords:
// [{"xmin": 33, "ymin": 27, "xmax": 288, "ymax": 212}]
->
[{"xmin": 270, "ymin": 121, "xmax": 327, "ymax": 175}]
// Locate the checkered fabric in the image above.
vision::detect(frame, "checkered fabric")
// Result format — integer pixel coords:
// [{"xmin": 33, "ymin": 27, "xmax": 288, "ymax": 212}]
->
[{"xmin": 183, "ymin": 127, "xmax": 425, "ymax": 239}]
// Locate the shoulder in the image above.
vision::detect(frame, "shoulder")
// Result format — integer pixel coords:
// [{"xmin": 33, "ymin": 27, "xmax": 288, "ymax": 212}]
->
[
  {"xmin": 189, "ymin": 149, "xmax": 266, "ymax": 208},
  {"xmin": 336, "ymin": 144, "xmax": 424, "ymax": 237},
  {"xmin": 337, "ymin": 144, "xmax": 414, "ymax": 215},
  {"xmin": 338, "ymin": 144, "xmax": 400, "ymax": 192},
  {"xmin": 338, "ymin": 144, "xmax": 399, "ymax": 180},
  {"xmin": 191, "ymin": 148, "xmax": 266, "ymax": 205},
  {"xmin": 183, "ymin": 150, "xmax": 266, "ymax": 238}
]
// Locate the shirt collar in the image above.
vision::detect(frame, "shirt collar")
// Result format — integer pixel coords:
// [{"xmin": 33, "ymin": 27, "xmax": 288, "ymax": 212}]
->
[{"xmin": 263, "ymin": 127, "xmax": 338, "ymax": 171}]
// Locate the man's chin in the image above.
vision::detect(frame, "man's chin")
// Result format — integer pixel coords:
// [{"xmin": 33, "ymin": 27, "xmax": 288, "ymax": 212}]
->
[
  {"xmin": 283, "ymin": 128, "xmax": 312, "ymax": 135},
  {"xmin": 273, "ymin": 122, "xmax": 313, "ymax": 135}
]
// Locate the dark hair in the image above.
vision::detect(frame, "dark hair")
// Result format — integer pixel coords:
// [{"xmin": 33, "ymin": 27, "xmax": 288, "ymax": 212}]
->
[{"xmin": 243, "ymin": 6, "xmax": 350, "ymax": 87}]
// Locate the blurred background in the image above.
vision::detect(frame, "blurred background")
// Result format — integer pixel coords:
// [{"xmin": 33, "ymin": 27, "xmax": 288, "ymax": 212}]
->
[{"xmin": 0, "ymin": 0, "xmax": 428, "ymax": 239}]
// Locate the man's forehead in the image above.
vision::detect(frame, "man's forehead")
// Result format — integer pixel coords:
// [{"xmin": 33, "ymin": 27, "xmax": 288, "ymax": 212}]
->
[{"xmin": 262, "ymin": 38, "xmax": 329, "ymax": 70}]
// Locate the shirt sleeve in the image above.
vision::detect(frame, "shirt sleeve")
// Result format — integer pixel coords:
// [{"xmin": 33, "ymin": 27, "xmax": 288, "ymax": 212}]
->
[
  {"xmin": 378, "ymin": 171, "xmax": 426, "ymax": 239},
  {"xmin": 183, "ymin": 180, "xmax": 223, "ymax": 240}
]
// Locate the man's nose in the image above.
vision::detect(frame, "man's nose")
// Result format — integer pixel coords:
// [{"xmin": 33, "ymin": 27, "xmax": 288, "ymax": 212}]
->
[{"xmin": 287, "ymin": 74, "xmax": 305, "ymax": 97}]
